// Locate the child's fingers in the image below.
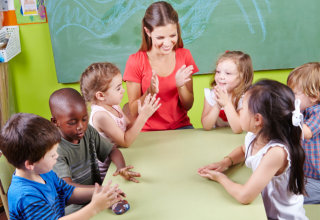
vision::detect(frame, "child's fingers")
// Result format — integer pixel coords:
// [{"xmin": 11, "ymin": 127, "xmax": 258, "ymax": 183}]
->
[
  {"xmin": 117, "ymin": 189, "xmax": 126, "ymax": 198},
  {"xmin": 153, "ymin": 98, "xmax": 161, "ymax": 110},
  {"xmin": 93, "ymin": 182, "xmax": 100, "ymax": 194},
  {"xmin": 102, "ymin": 182, "xmax": 117, "ymax": 194},
  {"xmin": 144, "ymin": 93, "xmax": 151, "ymax": 103},
  {"xmin": 128, "ymin": 171, "xmax": 141, "ymax": 178},
  {"xmin": 151, "ymin": 97, "xmax": 160, "ymax": 105},
  {"xmin": 198, "ymin": 167, "xmax": 206, "ymax": 173},
  {"xmin": 129, "ymin": 177, "xmax": 140, "ymax": 183},
  {"xmin": 105, "ymin": 185, "xmax": 120, "ymax": 199},
  {"xmin": 124, "ymin": 165, "xmax": 134, "ymax": 170},
  {"xmin": 198, "ymin": 172, "xmax": 210, "ymax": 178}
]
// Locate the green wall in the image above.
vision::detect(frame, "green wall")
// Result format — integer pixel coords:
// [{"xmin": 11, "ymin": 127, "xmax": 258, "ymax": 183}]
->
[{"xmin": 9, "ymin": 23, "xmax": 292, "ymax": 128}]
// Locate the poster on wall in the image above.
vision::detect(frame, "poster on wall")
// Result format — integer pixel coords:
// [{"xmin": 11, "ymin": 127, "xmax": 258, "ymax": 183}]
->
[
  {"xmin": 20, "ymin": 0, "xmax": 38, "ymax": 16},
  {"xmin": 14, "ymin": 0, "xmax": 46, "ymax": 24}
]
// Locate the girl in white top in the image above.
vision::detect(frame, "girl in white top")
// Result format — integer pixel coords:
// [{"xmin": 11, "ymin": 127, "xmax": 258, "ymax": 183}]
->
[
  {"xmin": 201, "ymin": 51, "xmax": 253, "ymax": 133},
  {"xmin": 80, "ymin": 62, "xmax": 161, "ymax": 148},
  {"xmin": 199, "ymin": 80, "xmax": 307, "ymax": 220}
]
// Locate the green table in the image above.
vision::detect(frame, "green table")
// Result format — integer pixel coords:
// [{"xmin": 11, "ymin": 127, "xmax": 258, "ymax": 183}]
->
[{"xmin": 92, "ymin": 128, "xmax": 266, "ymax": 220}]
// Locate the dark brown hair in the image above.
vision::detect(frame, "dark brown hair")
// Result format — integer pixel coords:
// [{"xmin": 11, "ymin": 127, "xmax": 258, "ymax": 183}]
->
[
  {"xmin": 0, "ymin": 113, "xmax": 61, "ymax": 168},
  {"xmin": 140, "ymin": 1, "xmax": 183, "ymax": 51},
  {"xmin": 80, "ymin": 62, "xmax": 121, "ymax": 103},
  {"xmin": 246, "ymin": 79, "xmax": 305, "ymax": 195},
  {"xmin": 211, "ymin": 51, "xmax": 253, "ymax": 107}
]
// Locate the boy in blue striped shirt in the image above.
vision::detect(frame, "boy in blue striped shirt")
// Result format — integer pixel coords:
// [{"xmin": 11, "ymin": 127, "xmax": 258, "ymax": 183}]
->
[
  {"xmin": 0, "ymin": 113, "xmax": 123, "ymax": 219},
  {"xmin": 287, "ymin": 62, "xmax": 320, "ymax": 204}
]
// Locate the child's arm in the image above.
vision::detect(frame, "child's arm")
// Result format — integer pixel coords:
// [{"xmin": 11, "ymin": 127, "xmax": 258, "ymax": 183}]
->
[
  {"xmin": 62, "ymin": 177, "xmax": 95, "ymax": 188},
  {"xmin": 215, "ymin": 86, "xmax": 243, "ymax": 133},
  {"xmin": 109, "ymin": 147, "xmax": 141, "ymax": 182},
  {"xmin": 60, "ymin": 182, "xmax": 122, "ymax": 220},
  {"xmin": 302, "ymin": 124, "xmax": 313, "ymax": 139},
  {"xmin": 94, "ymin": 94, "xmax": 161, "ymax": 147},
  {"xmin": 126, "ymin": 71, "xmax": 159, "ymax": 117},
  {"xmin": 201, "ymin": 97, "xmax": 220, "ymax": 130},
  {"xmin": 199, "ymin": 146, "xmax": 287, "ymax": 204},
  {"xmin": 198, "ymin": 145, "xmax": 245, "ymax": 173}
]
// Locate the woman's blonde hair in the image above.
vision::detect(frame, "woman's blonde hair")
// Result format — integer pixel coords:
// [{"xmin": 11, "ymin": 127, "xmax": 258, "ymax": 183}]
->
[
  {"xmin": 287, "ymin": 62, "xmax": 320, "ymax": 101},
  {"xmin": 80, "ymin": 62, "xmax": 121, "ymax": 103},
  {"xmin": 211, "ymin": 51, "xmax": 253, "ymax": 107}
]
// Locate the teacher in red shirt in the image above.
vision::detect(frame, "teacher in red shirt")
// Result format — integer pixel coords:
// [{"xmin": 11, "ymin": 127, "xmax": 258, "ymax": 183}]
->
[{"xmin": 123, "ymin": 1, "xmax": 199, "ymax": 131}]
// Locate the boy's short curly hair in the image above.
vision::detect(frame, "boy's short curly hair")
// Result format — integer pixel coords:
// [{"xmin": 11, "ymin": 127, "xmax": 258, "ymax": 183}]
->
[
  {"xmin": 80, "ymin": 62, "xmax": 121, "ymax": 103},
  {"xmin": 0, "ymin": 113, "xmax": 61, "ymax": 168},
  {"xmin": 287, "ymin": 62, "xmax": 320, "ymax": 100}
]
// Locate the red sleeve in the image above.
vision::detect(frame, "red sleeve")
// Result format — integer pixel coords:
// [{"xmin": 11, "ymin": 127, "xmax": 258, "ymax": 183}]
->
[{"xmin": 123, "ymin": 52, "xmax": 143, "ymax": 83}]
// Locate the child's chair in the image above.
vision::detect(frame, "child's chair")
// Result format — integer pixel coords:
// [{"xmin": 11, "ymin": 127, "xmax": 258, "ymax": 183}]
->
[{"xmin": 0, "ymin": 153, "xmax": 15, "ymax": 219}]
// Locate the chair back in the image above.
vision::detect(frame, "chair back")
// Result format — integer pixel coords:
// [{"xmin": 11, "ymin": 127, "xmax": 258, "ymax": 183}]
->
[{"xmin": 0, "ymin": 153, "xmax": 15, "ymax": 219}]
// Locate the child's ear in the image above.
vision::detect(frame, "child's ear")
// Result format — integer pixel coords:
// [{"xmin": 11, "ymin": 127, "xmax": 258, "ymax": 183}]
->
[
  {"xmin": 310, "ymin": 96, "xmax": 319, "ymax": 104},
  {"xmin": 95, "ymin": 91, "xmax": 105, "ymax": 101},
  {"xmin": 254, "ymin": 113, "xmax": 263, "ymax": 128},
  {"xmin": 25, "ymin": 160, "xmax": 34, "ymax": 171},
  {"xmin": 51, "ymin": 117, "xmax": 59, "ymax": 126}
]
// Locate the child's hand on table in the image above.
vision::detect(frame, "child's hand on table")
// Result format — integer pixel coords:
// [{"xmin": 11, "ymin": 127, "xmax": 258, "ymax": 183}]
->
[
  {"xmin": 198, "ymin": 160, "xmax": 229, "ymax": 174},
  {"xmin": 113, "ymin": 165, "xmax": 141, "ymax": 183},
  {"xmin": 91, "ymin": 181, "xmax": 122, "ymax": 212},
  {"xmin": 198, "ymin": 169, "xmax": 226, "ymax": 182}
]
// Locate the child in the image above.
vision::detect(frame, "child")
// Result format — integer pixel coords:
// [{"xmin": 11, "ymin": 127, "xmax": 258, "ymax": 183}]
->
[
  {"xmin": 201, "ymin": 51, "xmax": 253, "ymax": 133},
  {"xmin": 80, "ymin": 62, "xmax": 161, "ymax": 147},
  {"xmin": 287, "ymin": 62, "xmax": 320, "ymax": 204},
  {"xmin": 0, "ymin": 113, "xmax": 123, "ymax": 219},
  {"xmin": 49, "ymin": 88, "xmax": 140, "ymax": 214},
  {"xmin": 198, "ymin": 80, "xmax": 307, "ymax": 219}
]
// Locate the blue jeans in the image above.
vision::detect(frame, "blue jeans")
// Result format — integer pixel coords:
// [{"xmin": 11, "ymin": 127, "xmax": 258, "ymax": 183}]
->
[{"xmin": 304, "ymin": 177, "xmax": 320, "ymax": 204}]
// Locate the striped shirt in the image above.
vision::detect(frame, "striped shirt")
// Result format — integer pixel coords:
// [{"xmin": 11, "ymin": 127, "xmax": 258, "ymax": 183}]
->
[
  {"xmin": 8, "ymin": 170, "xmax": 75, "ymax": 220},
  {"xmin": 303, "ymin": 103, "xmax": 320, "ymax": 180}
]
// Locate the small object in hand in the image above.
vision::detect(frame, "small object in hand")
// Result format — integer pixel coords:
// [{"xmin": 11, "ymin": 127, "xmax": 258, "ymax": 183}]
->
[{"xmin": 111, "ymin": 200, "xmax": 130, "ymax": 215}]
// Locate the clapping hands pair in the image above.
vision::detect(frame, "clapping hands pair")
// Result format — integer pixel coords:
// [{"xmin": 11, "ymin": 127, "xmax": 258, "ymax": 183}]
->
[
  {"xmin": 213, "ymin": 85, "xmax": 232, "ymax": 108},
  {"xmin": 148, "ymin": 64, "xmax": 194, "ymax": 94}
]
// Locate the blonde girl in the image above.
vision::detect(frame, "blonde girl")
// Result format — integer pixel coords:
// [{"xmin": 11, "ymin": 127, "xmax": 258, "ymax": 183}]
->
[
  {"xmin": 201, "ymin": 51, "xmax": 253, "ymax": 133},
  {"xmin": 80, "ymin": 62, "xmax": 160, "ymax": 148}
]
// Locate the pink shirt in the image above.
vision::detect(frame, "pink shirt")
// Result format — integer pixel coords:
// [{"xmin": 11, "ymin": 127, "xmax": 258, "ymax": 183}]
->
[{"xmin": 123, "ymin": 48, "xmax": 199, "ymax": 131}]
